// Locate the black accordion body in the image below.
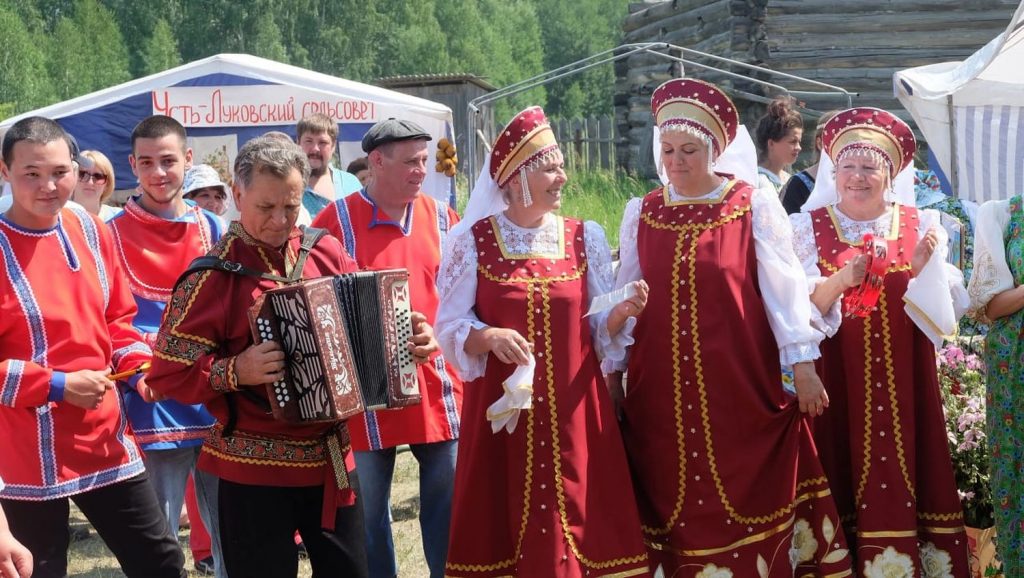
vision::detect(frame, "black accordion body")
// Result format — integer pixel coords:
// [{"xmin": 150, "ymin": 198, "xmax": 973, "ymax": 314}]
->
[{"xmin": 247, "ymin": 269, "xmax": 421, "ymax": 423}]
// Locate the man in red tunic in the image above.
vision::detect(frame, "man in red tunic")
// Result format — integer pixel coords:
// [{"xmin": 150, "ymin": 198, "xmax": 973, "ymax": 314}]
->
[
  {"xmin": 312, "ymin": 119, "xmax": 462, "ymax": 578},
  {"xmin": 0, "ymin": 117, "xmax": 185, "ymax": 577}
]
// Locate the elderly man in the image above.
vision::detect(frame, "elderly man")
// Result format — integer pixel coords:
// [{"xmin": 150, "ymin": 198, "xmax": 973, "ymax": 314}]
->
[
  {"xmin": 312, "ymin": 119, "xmax": 462, "ymax": 578},
  {"xmin": 0, "ymin": 117, "xmax": 185, "ymax": 578},
  {"xmin": 146, "ymin": 136, "xmax": 437, "ymax": 577}
]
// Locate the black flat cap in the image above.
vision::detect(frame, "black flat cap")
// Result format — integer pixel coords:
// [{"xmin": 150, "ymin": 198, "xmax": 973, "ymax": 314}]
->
[{"xmin": 361, "ymin": 118, "xmax": 432, "ymax": 153}]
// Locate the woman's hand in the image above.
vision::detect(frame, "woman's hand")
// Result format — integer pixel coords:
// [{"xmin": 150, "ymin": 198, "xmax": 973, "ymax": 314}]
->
[
  {"xmin": 607, "ymin": 280, "xmax": 650, "ymax": 336},
  {"xmin": 911, "ymin": 227, "xmax": 939, "ymax": 277},
  {"xmin": 408, "ymin": 311, "xmax": 440, "ymax": 365},
  {"xmin": 792, "ymin": 362, "xmax": 828, "ymax": 416},
  {"xmin": 483, "ymin": 327, "xmax": 533, "ymax": 366},
  {"xmin": 841, "ymin": 253, "xmax": 869, "ymax": 290}
]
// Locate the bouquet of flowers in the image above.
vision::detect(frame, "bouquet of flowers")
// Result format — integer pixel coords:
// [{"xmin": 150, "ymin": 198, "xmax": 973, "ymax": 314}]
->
[{"xmin": 936, "ymin": 343, "xmax": 993, "ymax": 528}]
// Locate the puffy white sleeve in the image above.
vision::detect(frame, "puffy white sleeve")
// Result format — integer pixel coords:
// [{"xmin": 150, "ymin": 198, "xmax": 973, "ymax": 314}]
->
[
  {"xmin": 750, "ymin": 188, "xmax": 823, "ymax": 365},
  {"xmin": 966, "ymin": 199, "xmax": 1013, "ymax": 324},
  {"xmin": 435, "ymin": 226, "xmax": 490, "ymax": 381},
  {"xmin": 604, "ymin": 198, "xmax": 644, "ymax": 373},
  {"xmin": 614, "ymin": 197, "xmax": 644, "ymax": 289},
  {"xmin": 584, "ymin": 221, "xmax": 637, "ymax": 365},
  {"xmin": 789, "ymin": 212, "xmax": 843, "ymax": 336}
]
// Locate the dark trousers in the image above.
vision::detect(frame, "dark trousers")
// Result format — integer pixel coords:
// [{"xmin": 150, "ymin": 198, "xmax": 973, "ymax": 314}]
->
[
  {"xmin": 219, "ymin": 476, "xmax": 369, "ymax": 578},
  {"xmin": 0, "ymin": 472, "xmax": 185, "ymax": 578}
]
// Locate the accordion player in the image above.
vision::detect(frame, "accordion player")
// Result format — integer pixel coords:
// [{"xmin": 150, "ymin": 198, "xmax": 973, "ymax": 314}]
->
[{"xmin": 247, "ymin": 268, "xmax": 422, "ymax": 423}]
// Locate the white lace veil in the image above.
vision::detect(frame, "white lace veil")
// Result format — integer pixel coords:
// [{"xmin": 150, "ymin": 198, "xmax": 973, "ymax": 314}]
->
[
  {"xmin": 450, "ymin": 155, "xmax": 506, "ymax": 238},
  {"xmin": 801, "ymin": 152, "xmax": 917, "ymax": 212}
]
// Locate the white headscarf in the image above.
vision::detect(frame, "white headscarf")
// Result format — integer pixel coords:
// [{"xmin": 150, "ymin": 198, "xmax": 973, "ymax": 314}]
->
[{"xmin": 652, "ymin": 124, "xmax": 759, "ymax": 187}]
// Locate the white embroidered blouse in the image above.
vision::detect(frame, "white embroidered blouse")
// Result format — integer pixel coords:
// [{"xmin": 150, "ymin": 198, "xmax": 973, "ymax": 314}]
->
[
  {"xmin": 967, "ymin": 199, "xmax": 1015, "ymax": 324},
  {"xmin": 435, "ymin": 212, "xmax": 630, "ymax": 382},
  {"xmin": 790, "ymin": 204, "xmax": 969, "ymax": 336}
]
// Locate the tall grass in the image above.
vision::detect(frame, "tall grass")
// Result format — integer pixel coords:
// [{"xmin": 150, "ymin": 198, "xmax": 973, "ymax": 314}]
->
[{"xmin": 452, "ymin": 169, "xmax": 656, "ymax": 249}]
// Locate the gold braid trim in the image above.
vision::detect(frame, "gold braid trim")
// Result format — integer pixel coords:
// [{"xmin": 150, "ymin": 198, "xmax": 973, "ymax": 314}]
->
[
  {"xmin": 641, "ymin": 232, "xmax": 688, "ymax": 536},
  {"xmin": 445, "ymin": 287, "xmax": 538, "ymax": 574},
  {"xmin": 165, "ymin": 235, "xmax": 237, "ymax": 346},
  {"xmin": 855, "ymin": 313, "xmax": 874, "ymax": 507},
  {"xmin": 880, "ymin": 290, "xmax": 915, "ymax": 500},
  {"xmin": 542, "ymin": 285, "xmax": 648, "ymax": 569},
  {"xmin": 639, "ymin": 202, "xmax": 750, "ymax": 233},
  {"xmin": 477, "ymin": 263, "xmax": 586, "ymax": 285},
  {"xmin": 201, "ymin": 445, "xmax": 326, "ymax": 468}
]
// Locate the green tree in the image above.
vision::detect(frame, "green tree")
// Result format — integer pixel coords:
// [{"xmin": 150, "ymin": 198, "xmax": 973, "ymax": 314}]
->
[
  {"xmin": 141, "ymin": 17, "xmax": 181, "ymax": 75},
  {"xmin": 46, "ymin": 0, "xmax": 131, "ymax": 100},
  {"xmin": 246, "ymin": 11, "xmax": 288, "ymax": 62},
  {"xmin": 0, "ymin": 3, "xmax": 54, "ymax": 117}
]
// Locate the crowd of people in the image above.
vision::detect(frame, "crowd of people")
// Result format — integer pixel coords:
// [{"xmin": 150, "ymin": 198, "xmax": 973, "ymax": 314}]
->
[{"xmin": 0, "ymin": 74, "xmax": 1019, "ymax": 578}]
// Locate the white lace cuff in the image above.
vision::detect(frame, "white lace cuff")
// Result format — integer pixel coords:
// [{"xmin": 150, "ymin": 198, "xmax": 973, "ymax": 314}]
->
[
  {"xmin": 594, "ymin": 314, "xmax": 636, "ymax": 369},
  {"xmin": 441, "ymin": 319, "xmax": 489, "ymax": 382},
  {"xmin": 810, "ymin": 279, "xmax": 843, "ymax": 337},
  {"xmin": 780, "ymin": 341, "xmax": 820, "ymax": 366}
]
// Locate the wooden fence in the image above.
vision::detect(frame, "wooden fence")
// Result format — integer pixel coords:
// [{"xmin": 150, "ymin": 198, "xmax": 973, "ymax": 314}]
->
[{"xmin": 549, "ymin": 116, "xmax": 617, "ymax": 172}]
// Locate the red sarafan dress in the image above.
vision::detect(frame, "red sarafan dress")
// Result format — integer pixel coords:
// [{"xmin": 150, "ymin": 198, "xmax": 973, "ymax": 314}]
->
[
  {"xmin": 442, "ymin": 215, "xmax": 649, "ymax": 578},
  {"xmin": 804, "ymin": 204, "xmax": 969, "ymax": 576},
  {"xmin": 619, "ymin": 182, "xmax": 854, "ymax": 577}
]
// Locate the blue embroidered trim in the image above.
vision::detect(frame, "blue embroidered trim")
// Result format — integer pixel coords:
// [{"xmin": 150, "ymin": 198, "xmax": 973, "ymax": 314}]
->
[
  {"xmin": 363, "ymin": 411, "xmax": 383, "ymax": 451},
  {"xmin": 434, "ymin": 356, "xmax": 461, "ymax": 439},
  {"xmin": 1, "ymin": 360, "xmax": 24, "ymax": 407},
  {"xmin": 434, "ymin": 198, "xmax": 449, "ymax": 255},
  {"xmin": 0, "ymin": 458, "xmax": 146, "ymax": 500},
  {"xmin": 37, "ymin": 406, "xmax": 57, "ymax": 486},
  {"xmin": 111, "ymin": 342, "xmax": 152, "ymax": 367},
  {"xmin": 72, "ymin": 209, "xmax": 110, "ymax": 311},
  {"xmin": 0, "ymin": 229, "xmax": 48, "ymax": 365},
  {"xmin": 333, "ymin": 198, "xmax": 357, "ymax": 256}
]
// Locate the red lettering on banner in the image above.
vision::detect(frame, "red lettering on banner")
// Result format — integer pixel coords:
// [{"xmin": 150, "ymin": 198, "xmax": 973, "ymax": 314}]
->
[{"xmin": 155, "ymin": 89, "xmax": 375, "ymax": 127}]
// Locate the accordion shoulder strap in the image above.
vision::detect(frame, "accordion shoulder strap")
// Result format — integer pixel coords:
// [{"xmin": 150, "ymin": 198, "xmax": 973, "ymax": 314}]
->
[{"xmin": 173, "ymin": 226, "xmax": 330, "ymax": 287}]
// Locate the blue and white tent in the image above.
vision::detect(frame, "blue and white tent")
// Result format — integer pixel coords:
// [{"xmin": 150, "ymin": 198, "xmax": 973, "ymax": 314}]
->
[
  {"xmin": 0, "ymin": 53, "xmax": 455, "ymax": 203},
  {"xmin": 895, "ymin": 2, "xmax": 1024, "ymax": 203}
]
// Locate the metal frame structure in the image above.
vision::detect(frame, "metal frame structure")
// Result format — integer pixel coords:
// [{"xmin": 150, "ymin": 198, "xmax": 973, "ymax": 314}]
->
[{"xmin": 465, "ymin": 42, "xmax": 855, "ymax": 180}]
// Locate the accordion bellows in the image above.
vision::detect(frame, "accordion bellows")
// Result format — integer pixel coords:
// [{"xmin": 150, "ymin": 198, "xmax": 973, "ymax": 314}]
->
[{"xmin": 248, "ymin": 269, "xmax": 421, "ymax": 423}]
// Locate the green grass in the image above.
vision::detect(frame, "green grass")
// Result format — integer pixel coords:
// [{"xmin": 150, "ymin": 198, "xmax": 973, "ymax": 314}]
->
[
  {"xmin": 67, "ymin": 450, "xmax": 428, "ymax": 577},
  {"xmin": 453, "ymin": 169, "xmax": 656, "ymax": 249}
]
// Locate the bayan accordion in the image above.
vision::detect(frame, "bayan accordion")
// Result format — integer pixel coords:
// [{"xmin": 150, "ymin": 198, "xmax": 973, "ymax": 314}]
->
[{"xmin": 247, "ymin": 269, "xmax": 421, "ymax": 423}]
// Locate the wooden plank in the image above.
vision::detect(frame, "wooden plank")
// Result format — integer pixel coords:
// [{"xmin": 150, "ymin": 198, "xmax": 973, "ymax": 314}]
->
[
  {"xmin": 600, "ymin": 116, "xmax": 614, "ymax": 170},
  {"xmin": 764, "ymin": 10, "xmax": 1013, "ymax": 35},
  {"xmin": 768, "ymin": 29, "xmax": 999, "ymax": 50},
  {"xmin": 572, "ymin": 118, "xmax": 587, "ymax": 170},
  {"xmin": 623, "ymin": 0, "xmax": 724, "ymax": 33},
  {"xmin": 769, "ymin": 0, "xmax": 992, "ymax": 15},
  {"xmin": 587, "ymin": 117, "xmax": 600, "ymax": 168},
  {"xmin": 624, "ymin": 0, "xmax": 730, "ymax": 41}
]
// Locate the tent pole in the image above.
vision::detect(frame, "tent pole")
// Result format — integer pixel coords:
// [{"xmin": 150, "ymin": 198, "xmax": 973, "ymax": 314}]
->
[{"xmin": 947, "ymin": 94, "xmax": 959, "ymax": 198}]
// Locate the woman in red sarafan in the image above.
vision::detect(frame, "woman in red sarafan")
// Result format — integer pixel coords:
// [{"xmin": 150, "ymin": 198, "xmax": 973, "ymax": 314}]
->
[
  {"xmin": 608, "ymin": 78, "xmax": 854, "ymax": 577},
  {"xmin": 790, "ymin": 107, "xmax": 970, "ymax": 576},
  {"xmin": 436, "ymin": 106, "xmax": 651, "ymax": 578}
]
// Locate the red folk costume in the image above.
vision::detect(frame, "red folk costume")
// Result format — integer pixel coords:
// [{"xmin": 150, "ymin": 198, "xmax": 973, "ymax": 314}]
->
[
  {"xmin": 0, "ymin": 207, "xmax": 151, "ymax": 500},
  {"xmin": 439, "ymin": 107, "xmax": 649, "ymax": 578},
  {"xmin": 801, "ymin": 109, "xmax": 969, "ymax": 575},
  {"xmin": 145, "ymin": 222, "xmax": 360, "ymax": 526},
  {"xmin": 617, "ymin": 80, "xmax": 854, "ymax": 577},
  {"xmin": 311, "ymin": 190, "xmax": 462, "ymax": 451}
]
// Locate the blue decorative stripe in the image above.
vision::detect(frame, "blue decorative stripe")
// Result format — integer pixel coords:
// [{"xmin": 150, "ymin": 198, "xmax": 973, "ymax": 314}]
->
[
  {"xmin": 435, "ymin": 356, "xmax": 461, "ymax": 439},
  {"xmin": 333, "ymin": 199, "xmax": 357, "ymax": 256},
  {"xmin": 56, "ymin": 220, "xmax": 80, "ymax": 271},
  {"xmin": 795, "ymin": 172, "xmax": 815, "ymax": 192},
  {"xmin": 72, "ymin": 209, "xmax": 109, "ymax": 311},
  {"xmin": 434, "ymin": 198, "xmax": 449, "ymax": 255},
  {"xmin": 37, "ymin": 406, "xmax": 57, "ymax": 486},
  {"xmin": 111, "ymin": 342, "xmax": 152, "ymax": 367},
  {"xmin": 1, "ymin": 360, "xmax": 25, "ymax": 407},
  {"xmin": 0, "ymin": 229, "xmax": 48, "ymax": 365},
  {"xmin": 0, "ymin": 458, "xmax": 145, "ymax": 500},
  {"xmin": 364, "ymin": 411, "xmax": 383, "ymax": 451},
  {"xmin": 113, "ymin": 382, "xmax": 141, "ymax": 463}
]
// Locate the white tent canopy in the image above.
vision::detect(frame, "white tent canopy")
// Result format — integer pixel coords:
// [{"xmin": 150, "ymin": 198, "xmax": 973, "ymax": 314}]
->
[
  {"xmin": 895, "ymin": 2, "xmax": 1024, "ymax": 203},
  {"xmin": 0, "ymin": 53, "xmax": 455, "ymax": 202}
]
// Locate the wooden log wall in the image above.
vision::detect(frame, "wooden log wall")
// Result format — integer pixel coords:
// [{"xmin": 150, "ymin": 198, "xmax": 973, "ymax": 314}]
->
[{"xmin": 616, "ymin": 0, "xmax": 1018, "ymax": 176}]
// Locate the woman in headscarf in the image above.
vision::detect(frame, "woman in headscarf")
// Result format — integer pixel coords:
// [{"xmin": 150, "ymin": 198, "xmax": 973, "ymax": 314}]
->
[
  {"xmin": 608, "ymin": 78, "xmax": 852, "ymax": 577},
  {"xmin": 790, "ymin": 107, "xmax": 970, "ymax": 576},
  {"xmin": 436, "ymin": 106, "xmax": 650, "ymax": 577}
]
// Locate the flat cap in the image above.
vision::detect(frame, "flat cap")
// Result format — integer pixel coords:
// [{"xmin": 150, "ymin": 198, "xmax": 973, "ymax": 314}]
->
[{"xmin": 361, "ymin": 118, "xmax": 432, "ymax": 153}]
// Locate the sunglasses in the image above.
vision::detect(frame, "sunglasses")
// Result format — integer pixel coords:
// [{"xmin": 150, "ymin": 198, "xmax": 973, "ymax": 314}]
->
[{"xmin": 79, "ymin": 170, "xmax": 108, "ymax": 184}]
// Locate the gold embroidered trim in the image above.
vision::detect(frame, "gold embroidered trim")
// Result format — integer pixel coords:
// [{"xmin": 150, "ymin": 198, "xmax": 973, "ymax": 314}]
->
[
  {"xmin": 640, "ymin": 200, "xmax": 750, "ymax": 232},
  {"xmin": 490, "ymin": 215, "xmax": 567, "ymax": 260},
  {"xmin": 201, "ymin": 445, "xmax": 327, "ymax": 468},
  {"xmin": 164, "ymin": 236, "xmax": 237, "ymax": 346},
  {"xmin": 855, "ymin": 313, "xmax": 874, "ymax": 507},
  {"xmin": 647, "ymin": 515, "xmax": 796, "ymax": 557},
  {"xmin": 660, "ymin": 180, "xmax": 739, "ymax": 206},
  {"xmin": 541, "ymin": 284, "xmax": 648, "ymax": 569},
  {"xmin": 880, "ymin": 291, "xmax": 915, "ymax": 500},
  {"xmin": 477, "ymin": 263, "xmax": 586, "ymax": 285}
]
